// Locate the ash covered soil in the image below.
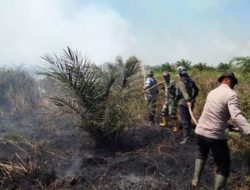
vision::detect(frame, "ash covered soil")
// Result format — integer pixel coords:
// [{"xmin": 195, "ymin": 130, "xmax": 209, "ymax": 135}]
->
[{"xmin": 0, "ymin": 113, "xmax": 220, "ymax": 190}]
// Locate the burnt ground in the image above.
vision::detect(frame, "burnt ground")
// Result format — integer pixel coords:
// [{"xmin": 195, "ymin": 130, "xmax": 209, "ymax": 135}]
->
[
  {"xmin": 0, "ymin": 109, "xmax": 249, "ymax": 190},
  {"xmin": 0, "ymin": 110, "xmax": 219, "ymax": 190}
]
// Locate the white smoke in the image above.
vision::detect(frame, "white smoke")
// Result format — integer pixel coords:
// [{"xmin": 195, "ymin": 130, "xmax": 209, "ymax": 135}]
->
[
  {"xmin": 0, "ymin": 0, "xmax": 138, "ymax": 67},
  {"xmin": 0, "ymin": 0, "xmax": 249, "ymax": 67}
]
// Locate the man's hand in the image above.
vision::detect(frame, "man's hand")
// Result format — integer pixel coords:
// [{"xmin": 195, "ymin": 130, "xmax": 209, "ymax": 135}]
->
[{"xmin": 187, "ymin": 101, "xmax": 192, "ymax": 107}]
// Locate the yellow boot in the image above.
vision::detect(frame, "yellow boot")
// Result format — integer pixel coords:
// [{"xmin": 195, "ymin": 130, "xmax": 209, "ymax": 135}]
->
[
  {"xmin": 159, "ymin": 117, "xmax": 168, "ymax": 127},
  {"xmin": 172, "ymin": 120, "xmax": 179, "ymax": 132}
]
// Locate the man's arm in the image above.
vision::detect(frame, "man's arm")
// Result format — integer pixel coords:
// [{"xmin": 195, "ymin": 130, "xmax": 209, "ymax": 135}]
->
[
  {"xmin": 228, "ymin": 94, "xmax": 250, "ymax": 135},
  {"xmin": 178, "ymin": 80, "xmax": 191, "ymax": 101}
]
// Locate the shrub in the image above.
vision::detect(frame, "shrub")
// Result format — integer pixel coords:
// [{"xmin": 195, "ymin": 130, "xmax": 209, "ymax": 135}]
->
[
  {"xmin": 0, "ymin": 69, "xmax": 39, "ymax": 117},
  {"xmin": 40, "ymin": 47, "xmax": 144, "ymax": 146}
]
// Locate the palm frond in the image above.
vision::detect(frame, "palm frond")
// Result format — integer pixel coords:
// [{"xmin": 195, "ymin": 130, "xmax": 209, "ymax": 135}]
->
[
  {"xmin": 122, "ymin": 56, "xmax": 141, "ymax": 88},
  {"xmin": 230, "ymin": 56, "xmax": 250, "ymax": 74},
  {"xmin": 41, "ymin": 47, "xmax": 144, "ymax": 145}
]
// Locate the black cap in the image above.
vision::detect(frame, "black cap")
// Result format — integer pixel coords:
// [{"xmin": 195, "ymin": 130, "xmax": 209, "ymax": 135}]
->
[
  {"xmin": 218, "ymin": 72, "xmax": 238, "ymax": 84},
  {"xmin": 148, "ymin": 70, "xmax": 154, "ymax": 76}
]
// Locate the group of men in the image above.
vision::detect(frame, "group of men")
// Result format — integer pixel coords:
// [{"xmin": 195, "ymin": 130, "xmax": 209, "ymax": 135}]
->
[
  {"xmin": 143, "ymin": 66, "xmax": 199, "ymax": 144},
  {"xmin": 143, "ymin": 67, "xmax": 250, "ymax": 189}
]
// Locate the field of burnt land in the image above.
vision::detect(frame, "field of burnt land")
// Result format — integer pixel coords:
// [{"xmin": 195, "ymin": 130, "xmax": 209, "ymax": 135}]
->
[
  {"xmin": 1, "ymin": 110, "xmax": 249, "ymax": 189},
  {"xmin": 0, "ymin": 110, "xmax": 211, "ymax": 190},
  {"xmin": 1, "ymin": 57, "xmax": 250, "ymax": 189}
]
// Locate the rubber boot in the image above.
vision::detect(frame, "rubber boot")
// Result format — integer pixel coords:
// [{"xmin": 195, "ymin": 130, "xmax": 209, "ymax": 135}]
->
[
  {"xmin": 148, "ymin": 115, "xmax": 155, "ymax": 126},
  {"xmin": 180, "ymin": 127, "xmax": 190, "ymax": 144},
  {"xmin": 214, "ymin": 175, "xmax": 227, "ymax": 190},
  {"xmin": 159, "ymin": 116, "xmax": 167, "ymax": 127},
  {"xmin": 192, "ymin": 159, "xmax": 205, "ymax": 187},
  {"xmin": 172, "ymin": 119, "xmax": 179, "ymax": 133}
]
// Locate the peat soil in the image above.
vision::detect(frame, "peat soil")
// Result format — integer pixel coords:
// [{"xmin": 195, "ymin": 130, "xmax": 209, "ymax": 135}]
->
[{"xmin": 0, "ymin": 113, "xmax": 218, "ymax": 190}]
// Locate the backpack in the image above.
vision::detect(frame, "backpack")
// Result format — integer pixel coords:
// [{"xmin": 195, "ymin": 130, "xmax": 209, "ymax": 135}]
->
[{"xmin": 177, "ymin": 76, "xmax": 199, "ymax": 101}]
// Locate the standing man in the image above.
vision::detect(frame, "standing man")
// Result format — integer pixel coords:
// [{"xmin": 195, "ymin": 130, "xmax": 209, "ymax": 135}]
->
[
  {"xmin": 192, "ymin": 72, "xmax": 250, "ymax": 189},
  {"xmin": 159, "ymin": 71, "xmax": 178, "ymax": 131},
  {"xmin": 143, "ymin": 70, "xmax": 158, "ymax": 125},
  {"xmin": 176, "ymin": 66, "xmax": 199, "ymax": 144}
]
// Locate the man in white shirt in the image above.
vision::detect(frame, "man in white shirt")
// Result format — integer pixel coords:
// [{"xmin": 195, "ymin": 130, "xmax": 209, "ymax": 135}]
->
[
  {"xmin": 192, "ymin": 72, "xmax": 250, "ymax": 189},
  {"xmin": 143, "ymin": 71, "xmax": 158, "ymax": 125}
]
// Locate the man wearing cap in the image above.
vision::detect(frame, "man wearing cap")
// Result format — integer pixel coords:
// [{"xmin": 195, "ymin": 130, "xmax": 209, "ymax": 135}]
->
[
  {"xmin": 192, "ymin": 72, "xmax": 250, "ymax": 189},
  {"xmin": 176, "ymin": 66, "xmax": 199, "ymax": 144},
  {"xmin": 159, "ymin": 71, "xmax": 177, "ymax": 131},
  {"xmin": 143, "ymin": 70, "xmax": 158, "ymax": 125}
]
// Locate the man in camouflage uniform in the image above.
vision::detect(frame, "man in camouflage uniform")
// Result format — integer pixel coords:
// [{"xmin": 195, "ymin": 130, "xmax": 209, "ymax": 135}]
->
[
  {"xmin": 159, "ymin": 72, "xmax": 177, "ymax": 131},
  {"xmin": 143, "ymin": 70, "xmax": 158, "ymax": 125},
  {"xmin": 176, "ymin": 66, "xmax": 199, "ymax": 144}
]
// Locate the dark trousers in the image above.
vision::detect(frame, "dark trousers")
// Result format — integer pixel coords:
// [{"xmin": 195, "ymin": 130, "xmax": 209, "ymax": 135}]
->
[
  {"xmin": 179, "ymin": 105, "xmax": 192, "ymax": 137},
  {"xmin": 196, "ymin": 135, "xmax": 230, "ymax": 177}
]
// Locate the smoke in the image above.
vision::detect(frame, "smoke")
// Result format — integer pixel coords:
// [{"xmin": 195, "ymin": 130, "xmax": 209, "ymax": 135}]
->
[
  {"xmin": 0, "ymin": 0, "xmax": 138, "ymax": 67},
  {"xmin": 64, "ymin": 152, "xmax": 82, "ymax": 177},
  {"xmin": 0, "ymin": 0, "xmax": 250, "ymax": 67}
]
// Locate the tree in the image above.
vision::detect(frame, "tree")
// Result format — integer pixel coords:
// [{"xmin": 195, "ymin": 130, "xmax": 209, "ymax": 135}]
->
[
  {"xmin": 230, "ymin": 56, "xmax": 250, "ymax": 74},
  {"xmin": 217, "ymin": 62, "xmax": 232, "ymax": 72},
  {"xmin": 161, "ymin": 62, "xmax": 173, "ymax": 72},
  {"xmin": 41, "ymin": 47, "xmax": 143, "ymax": 146},
  {"xmin": 192, "ymin": 62, "xmax": 215, "ymax": 71},
  {"xmin": 176, "ymin": 59, "xmax": 192, "ymax": 70}
]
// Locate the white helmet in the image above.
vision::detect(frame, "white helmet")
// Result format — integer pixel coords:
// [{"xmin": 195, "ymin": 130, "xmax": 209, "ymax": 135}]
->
[{"xmin": 177, "ymin": 66, "xmax": 187, "ymax": 75}]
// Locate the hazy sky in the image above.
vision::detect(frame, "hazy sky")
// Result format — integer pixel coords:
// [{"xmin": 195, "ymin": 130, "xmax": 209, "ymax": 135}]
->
[{"xmin": 1, "ymin": 0, "xmax": 250, "ymax": 68}]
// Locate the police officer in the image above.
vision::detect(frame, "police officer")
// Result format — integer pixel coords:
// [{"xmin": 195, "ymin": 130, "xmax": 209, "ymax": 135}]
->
[{"xmin": 192, "ymin": 72, "xmax": 250, "ymax": 189}]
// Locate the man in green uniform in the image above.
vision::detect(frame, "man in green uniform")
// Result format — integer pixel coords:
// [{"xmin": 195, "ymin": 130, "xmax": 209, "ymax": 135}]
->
[{"xmin": 159, "ymin": 71, "xmax": 177, "ymax": 131}]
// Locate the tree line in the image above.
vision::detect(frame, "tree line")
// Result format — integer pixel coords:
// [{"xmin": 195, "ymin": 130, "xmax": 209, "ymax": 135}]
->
[{"xmin": 146, "ymin": 57, "xmax": 250, "ymax": 74}]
